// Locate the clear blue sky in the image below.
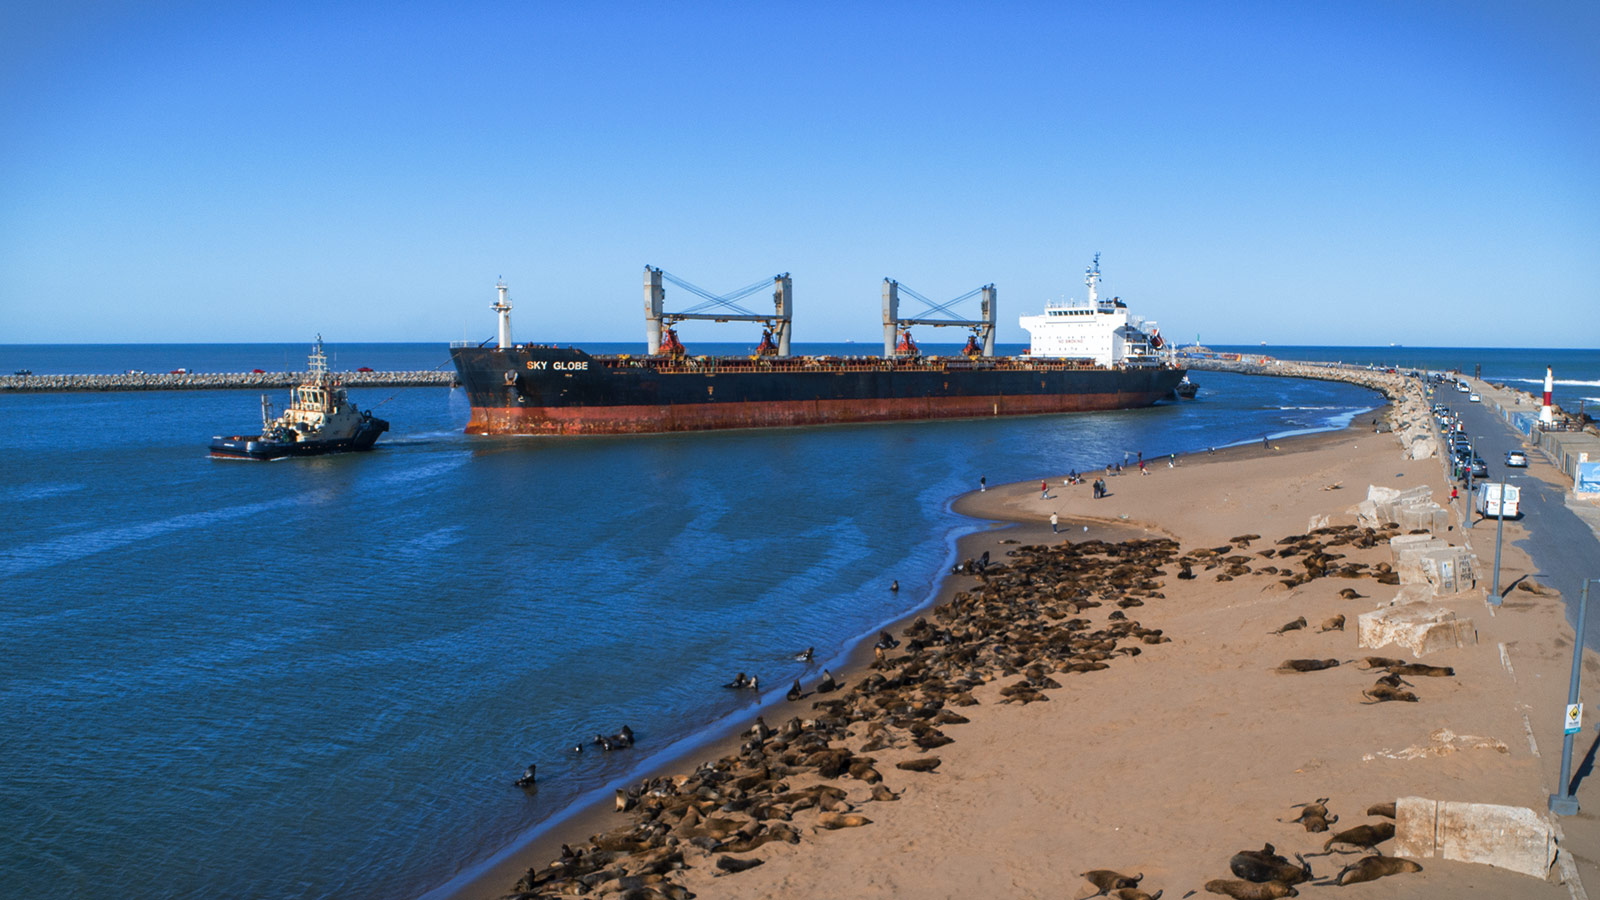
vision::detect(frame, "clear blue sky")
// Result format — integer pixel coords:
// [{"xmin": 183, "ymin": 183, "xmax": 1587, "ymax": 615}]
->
[{"xmin": 3, "ymin": 1, "xmax": 1596, "ymax": 347}]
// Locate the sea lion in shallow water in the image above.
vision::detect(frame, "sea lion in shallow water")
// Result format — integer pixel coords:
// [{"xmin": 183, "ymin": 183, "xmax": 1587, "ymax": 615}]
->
[
  {"xmin": 1333, "ymin": 855, "xmax": 1421, "ymax": 884},
  {"xmin": 1080, "ymin": 870, "xmax": 1142, "ymax": 895},
  {"xmin": 1203, "ymin": 879, "xmax": 1297, "ymax": 899}
]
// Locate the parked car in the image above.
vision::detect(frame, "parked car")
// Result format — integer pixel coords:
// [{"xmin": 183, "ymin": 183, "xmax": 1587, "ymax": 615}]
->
[
  {"xmin": 356, "ymin": 366, "xmax": 375, "ymax": 372},
  {"xmin": 1468, "ymin": 456, "xmax": 1489, "ymax": 478},
  {"xmin": 251, "ymin": 368, "xmax": 266, "ymax": 373},
  {"xmin": 1469, "ymin": 392, "xmax": 1481, "ymax": 403},
  {"xmin": 1506, "ymin": 451, "xmax": 1529, "ymax": 468}
]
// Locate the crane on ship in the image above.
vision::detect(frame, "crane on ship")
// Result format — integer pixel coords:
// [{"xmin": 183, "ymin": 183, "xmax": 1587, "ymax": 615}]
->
[
  {"xmin": 643, "ymin": 266, "xmax": 793, "ymax": 358},
  {"xmin": 881, "ymin": 279, "xmax": 997, "ymax": 358}
]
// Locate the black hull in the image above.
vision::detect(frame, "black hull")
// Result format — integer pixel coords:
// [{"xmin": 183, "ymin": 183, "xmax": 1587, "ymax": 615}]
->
[
  {"xmin": 209, "ymin": 419, "xmax": 389, "ymax": 460},
  {"xmin": 449, "ymin": 345, "xmax": 1187, "ymax": 435}
]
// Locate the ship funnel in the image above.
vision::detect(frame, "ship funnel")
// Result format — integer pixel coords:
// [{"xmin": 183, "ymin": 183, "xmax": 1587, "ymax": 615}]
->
[{"xmin": 492, "ymin": 280, "xmax": 513, "ymax": 350}]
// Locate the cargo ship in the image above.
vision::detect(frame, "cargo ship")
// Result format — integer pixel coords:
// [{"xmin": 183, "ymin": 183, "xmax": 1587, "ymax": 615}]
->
[
  {"xmin": 449, "ymin": 259, "xmax": 1185, "ymax": 436},
  {"xmin": 210, "ymin": 337, "xmax": 389, "ymax": 459}
]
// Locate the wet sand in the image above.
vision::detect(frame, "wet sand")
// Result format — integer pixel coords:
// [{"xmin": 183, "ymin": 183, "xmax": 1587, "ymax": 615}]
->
[{"xmin": 448, "ymin": 415, "xmax": 1598, "ymax": 900}]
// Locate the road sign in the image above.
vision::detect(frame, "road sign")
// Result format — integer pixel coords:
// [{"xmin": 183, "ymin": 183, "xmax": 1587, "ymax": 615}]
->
[{"xmin": 1566, "ymin": 704, "xmax": 1584, "ymax": 735}]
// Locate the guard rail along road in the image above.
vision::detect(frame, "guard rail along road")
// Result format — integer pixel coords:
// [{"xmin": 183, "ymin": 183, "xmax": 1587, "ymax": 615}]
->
[{"xmin": 1, "ymin": 371, "xmax": 457, "ymax": 393}]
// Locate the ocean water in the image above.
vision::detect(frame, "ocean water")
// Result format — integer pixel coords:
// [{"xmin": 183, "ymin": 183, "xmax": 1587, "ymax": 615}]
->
[{"xmin": 0, "ymin": 343, "xmax": 1585, "ymax": 900}]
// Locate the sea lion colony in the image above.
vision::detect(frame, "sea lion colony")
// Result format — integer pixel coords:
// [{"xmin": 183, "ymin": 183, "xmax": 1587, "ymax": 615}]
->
[{"xmin": 501, "ymin": 521, "xmax": 1441, "ymax": 899}]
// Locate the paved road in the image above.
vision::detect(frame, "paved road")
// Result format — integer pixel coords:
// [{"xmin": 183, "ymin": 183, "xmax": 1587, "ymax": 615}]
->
[{"xmin": 1438, "ymin": 383, "xmax": 1600, "ymax": 652}]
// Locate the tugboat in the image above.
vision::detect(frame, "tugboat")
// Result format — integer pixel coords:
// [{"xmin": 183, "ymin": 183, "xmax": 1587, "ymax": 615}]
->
[
  {"xmin": 210, "ymin": 337, "xmax": 389, "ymax": 460},
  {"xmin": 1174, "ymin": 374, "xmax": 1199, "ymax": 399}
]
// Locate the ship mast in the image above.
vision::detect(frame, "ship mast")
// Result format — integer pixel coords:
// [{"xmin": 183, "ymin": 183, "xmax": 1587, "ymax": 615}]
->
[
  {"xmin": 492, "ymin": 280, "xmax": 513, "ymax": 349},
  {"xmin": 1085, "ymin": 252, "xmax": 1101, "ymax": 306}
]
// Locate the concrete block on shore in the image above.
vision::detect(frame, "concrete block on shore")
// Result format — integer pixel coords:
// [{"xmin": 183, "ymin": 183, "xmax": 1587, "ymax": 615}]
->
[
  {"xmin": 1420, "ymin": 548, "xmax": 1475, "ymax": 594},
  {"xmin": 1409, "ymin": 436, "xmax": 1438, "ymax": 460},
  {"xmin": 1390, "ymin": 533, "xmax": 1446, "ymax": 563},
  {"xmin": 1437, "ymin": 801, "xmax": 1557, "ymax": 879},
  {"xmin": 1393, "ymin": 796, "xmax": 1438, "ymax": 859},
  {"xmin": 1394, "ymin": 797, "xmax": 1555, "ymax": 879},
  {"xmin": 1357, "ymin": 603, "xmax": 1476, "ymax": 656}
]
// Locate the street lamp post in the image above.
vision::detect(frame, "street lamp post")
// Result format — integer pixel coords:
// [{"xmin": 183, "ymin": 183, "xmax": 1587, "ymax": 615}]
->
[
  {"xmin": 1550, "ymin": 578, "xmax": 1593, "ymax": 816},
  {"xmin": 1490, "ymin": 478, "xmax": 1506, "ymax": 606}
]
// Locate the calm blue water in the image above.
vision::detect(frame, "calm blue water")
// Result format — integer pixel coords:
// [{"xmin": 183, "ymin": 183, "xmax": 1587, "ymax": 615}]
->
[{"xmin": 0, "ymin": 343, "xmax": 1585, "ymax": 900}]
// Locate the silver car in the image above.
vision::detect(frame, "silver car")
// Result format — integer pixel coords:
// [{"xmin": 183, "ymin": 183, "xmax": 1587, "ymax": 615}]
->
[{"xmin": 1506, "ymin": 451, "xmax": 1529, "ymax": 468}]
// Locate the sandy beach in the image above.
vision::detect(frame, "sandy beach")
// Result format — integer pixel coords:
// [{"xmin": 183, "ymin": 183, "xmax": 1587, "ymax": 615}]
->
[{"xmin": 457, "ymin": 412, "xmax": 1598, "ymax": 900}]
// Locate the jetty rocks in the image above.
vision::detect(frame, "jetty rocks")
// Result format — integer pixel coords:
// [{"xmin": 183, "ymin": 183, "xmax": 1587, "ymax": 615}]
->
[
  {"xmin": 0, "ymin": 370, "xmax": 455, "ymax": 392},
  {"xmin": 507, "ymin": 537, "xmax": 1187, "ymax": 899}
]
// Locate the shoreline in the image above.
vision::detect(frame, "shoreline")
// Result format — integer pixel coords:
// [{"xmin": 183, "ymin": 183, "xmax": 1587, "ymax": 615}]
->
[{"xmin": 432, "ymin": 416, "xmax": 1386, "ymax": 900}]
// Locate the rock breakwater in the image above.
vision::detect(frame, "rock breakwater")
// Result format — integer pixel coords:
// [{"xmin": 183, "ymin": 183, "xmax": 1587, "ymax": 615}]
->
[{"xmin": 1, "ymin": 370, "xmax": 456, "ymax": 393}]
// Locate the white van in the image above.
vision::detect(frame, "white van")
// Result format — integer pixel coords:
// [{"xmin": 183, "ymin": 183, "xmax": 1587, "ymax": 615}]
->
[{"xmin": 1474, "ymin": 483, "xmax": 1520, "ymax": 518}]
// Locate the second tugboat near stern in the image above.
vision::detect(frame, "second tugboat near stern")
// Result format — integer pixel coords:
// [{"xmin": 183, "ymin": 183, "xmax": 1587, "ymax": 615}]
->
[{"xmin": 210, "ymin": 337, "xmax": 390, "ymax": 460}]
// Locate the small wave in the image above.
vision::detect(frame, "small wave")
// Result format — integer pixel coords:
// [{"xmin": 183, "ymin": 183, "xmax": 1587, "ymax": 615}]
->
[
  {"xmin": 0, "ymin": 493, "xmax": 319, "ymax": 579},
  {"xmin": 1505, "ymin": 377, "xmax": 1600, "ymax": 388},
  {"xmin": 0, "ymin": 483, "xmax": 86, "ymax": 503}
]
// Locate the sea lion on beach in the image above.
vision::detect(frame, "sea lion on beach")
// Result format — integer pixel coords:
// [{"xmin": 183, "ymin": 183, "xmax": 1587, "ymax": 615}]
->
[
  {"xmin": 1230, "ymin": 844, "xmax": 1312, "ymax": 885},
  {"xmin": 875, "ymin": 630, "xmax": 900, "ymax": 650},
  {"xmin": 786, "ymin": 679, "xmax": 805, "ymax": 701},
  {"xmin": 1337, "ymin": 588, "xmax": 1364, "ymax": 600},
  {"xmin": 1277, "ymin": 658, "xmax": 1341, "ymax": 673},
  {"xmin": 1110, "ymin": 889, "xmax": 1162, "ymax": 900},
  {"xmin": 716, "ymin": 855, "xmax": 764, "ymax": 873},
  {"xmin": 1388, "ymin": 663, "xmax": 1454, "ymax": 677},
  {"xmin": 1081, "ymin": 869, "xmax": 1143, "ymax": 895},
  {"xmin": 1366, "ymin": 801, "xmax": 1397, "ymax": 818},
  {"xmin": 1361, "ymin": 684, "xmax": 1419, "ymax": 703},
  {"xmin": 896, "ymin": 757, "xmax": 941, "ymax": 772},
  {"xmin": 1333, "ymin": 855, "xmax": 1420, "ymax": 885},
  {"xmin": 814, "ymin": 812, "xmax": 873, "ymax": 831},
  {"xmin": 1317, "ymin": 614, "xmax": 1345, "ymax": 632},
  {"xmin": 815, "ymin": 669, "xmax": 837, "ymax": 693},
  {"xmin": 1267, "ymin": 611, "xmax": 1305, "ymax": 634},
  {"xmin": 1323, "ymin": 821, "xmax": 1395, "ymax": 853},
  {"xmin": 1357, "ymin": 656, "xmax": 1408, "ymax": 670},
  {"xmin": 1203, "ymin": 878, "xmax": 1297, "ymax": 899}
]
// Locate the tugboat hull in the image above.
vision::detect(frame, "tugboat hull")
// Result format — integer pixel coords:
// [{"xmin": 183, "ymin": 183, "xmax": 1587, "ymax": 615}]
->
[{"xmin": 210, "ymin": 418, "xmax": 389, "ymax": 460}]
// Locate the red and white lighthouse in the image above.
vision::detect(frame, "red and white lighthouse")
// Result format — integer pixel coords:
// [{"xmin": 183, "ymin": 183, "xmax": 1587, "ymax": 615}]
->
[{"xmin": 1540, "ymin": 366, "xmax": 1555, "ymax": 426}]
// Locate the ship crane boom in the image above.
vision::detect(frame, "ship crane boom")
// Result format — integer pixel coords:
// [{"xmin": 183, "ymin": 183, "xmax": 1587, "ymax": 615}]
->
[
  {"xmin": 882, "ymin": 279, "xmax": 997, "ymax": 358},
  {"xmin": 644, "ymin": 266, "xmax": 793, "ymax": 356}
]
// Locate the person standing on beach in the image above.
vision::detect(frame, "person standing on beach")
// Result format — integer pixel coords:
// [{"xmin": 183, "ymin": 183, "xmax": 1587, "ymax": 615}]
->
[
  {"xmin": 980, "ymin": 476, "xmax": 986, "ymax": 492},
  {"xmin": 1169, "ymin": 453, "xmax": 1176, "ymax": 468},
  {"xmin": 1138, "ymin": 459, "xmax": 1147, "ymax": 475},
  {"xmin": 1040, "ymin": 480, "xmax": 1049, "ymax": 499},
  {"xmin": 1050, "ymin": 511, "xmax": 1059, "ymax": 533}
]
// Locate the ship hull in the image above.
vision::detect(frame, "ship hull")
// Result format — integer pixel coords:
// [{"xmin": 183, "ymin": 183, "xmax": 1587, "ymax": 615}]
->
[
  {"xmin": 451, "ymin": 346, "xmax": 1184, "ymax": 436},
  {"xmin": 209, "ymin": 418, "xmax": 390, "ymax": 459}
]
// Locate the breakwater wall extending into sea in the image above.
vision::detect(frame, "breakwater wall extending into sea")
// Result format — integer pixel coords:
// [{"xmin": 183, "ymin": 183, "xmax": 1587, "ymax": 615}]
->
[
  {"xmin": 1186, "ymin": 356, "xmax": 1409, "ymax": 401},
  {"xmin": 0, "ymin": 371, "xmax": 457, "ymax": 393}
]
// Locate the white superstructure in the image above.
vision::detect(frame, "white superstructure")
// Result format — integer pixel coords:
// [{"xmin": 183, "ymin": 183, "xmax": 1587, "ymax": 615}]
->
[{"xmin": 1019, "ymin": 255, "xmax": 1163, "ymax": 367}]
